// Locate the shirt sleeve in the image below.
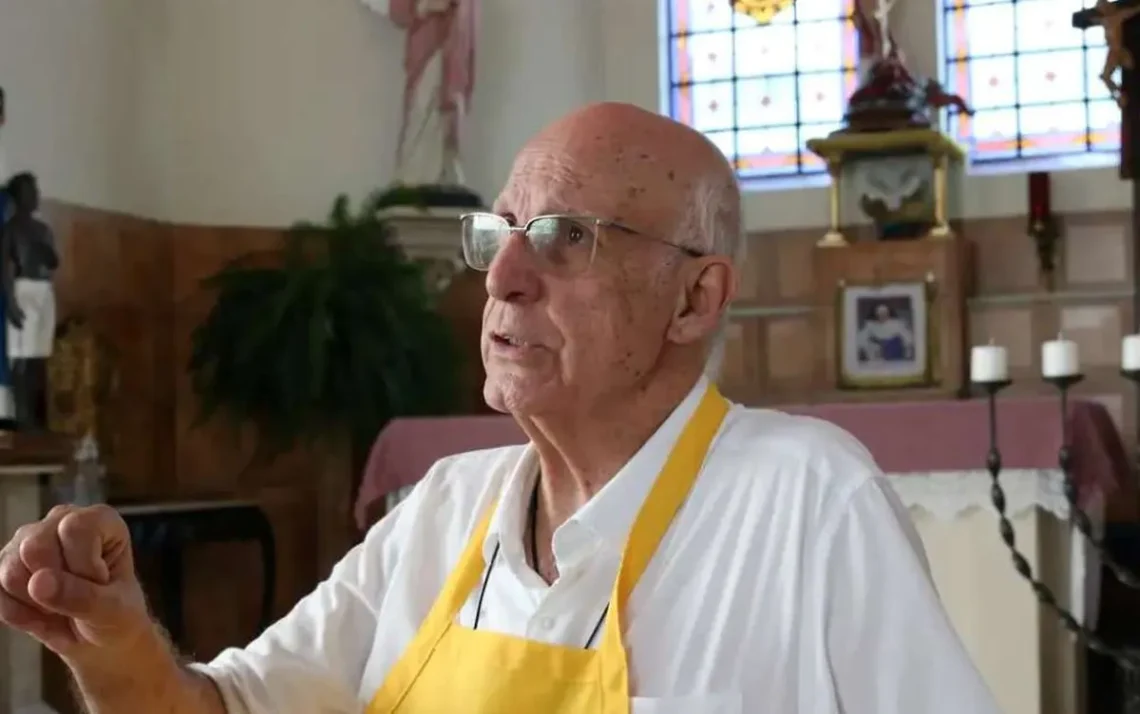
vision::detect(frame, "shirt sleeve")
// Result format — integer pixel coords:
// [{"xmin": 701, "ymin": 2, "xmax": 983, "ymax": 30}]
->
[
  {"xmin": 820, "ymin": 476, "xmax": 1002, "ymax": 714},
  {"xmin": 190, "ymin": 490, "xmax": 416, "ymax": 714}
]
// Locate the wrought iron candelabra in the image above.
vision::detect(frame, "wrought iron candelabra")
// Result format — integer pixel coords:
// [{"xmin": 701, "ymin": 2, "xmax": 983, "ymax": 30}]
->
[{"xmin": 975, "ymin": 371, "xmax": 1140, "ymax": 683}]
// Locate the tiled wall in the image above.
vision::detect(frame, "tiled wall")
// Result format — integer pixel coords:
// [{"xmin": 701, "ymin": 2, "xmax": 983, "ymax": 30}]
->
[{"xmin": 719, "ymin": 211, "xmax": 1137, "ymax": 444}]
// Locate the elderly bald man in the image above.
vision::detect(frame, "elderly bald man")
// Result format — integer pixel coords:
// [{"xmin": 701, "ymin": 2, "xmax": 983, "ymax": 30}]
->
[{"xmin": 0, "ymin": 103, "xmax": 998, "ymax": 714}]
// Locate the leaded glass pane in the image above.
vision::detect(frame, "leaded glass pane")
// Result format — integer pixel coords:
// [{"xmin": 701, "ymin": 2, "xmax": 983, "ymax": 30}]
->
[
  {"xmin": 738, "ymin": 126, "xmax": 800, "ymax": 155},
  {"xmin": 796, "ymin": 21, "xmax": 845, "ymax": 72},
  {"xmin": 673, "ymin": 0, "xmax": 736, "ymax": 34},
  {"xmin": 1015, "ymin": 0, "xmax": 1083, "ymax": 52},
  {"xmin": 970, "ymin": 108, "xmax": 1019, "ymax": 159},
  {"xmin": 962, "ymin": 4, "xmax": 1016, "ymax": 57},
  {"xmin": 1020, "ymin": 102, "xmax": 1086, "ymax": 137},
  {"xmin": 691, "ymin": 81, "xmax": 736, "ymax": 132},
  {"xmin": 942, "ymin": 0, "xmax": 1119, "ymax": 163},
  {"xmin": 679, "ymin": 32, "xmax": 735, "ymax": 83},
  {"xmin": 795, "ymin": 0, "xmax": 847, "ymax": 21},
  {"xmin": 798, "ymin": 72, "xmax": 846, "ymax": 124},
  {"xmin": 737, "ymin": 76, "xmax": 798, "ymax": 127},
  {"xmin": 1088, "ymin": 102, "xmax": 1120, "ymax": 150},
  {"xmin": 664, "ymin": 0, "xmax": 858, "ymax": 180},
  {"xmin": 737, "ymin": 127, "xmax": 802, "ymax": 176},
  {"xmin": 1026, "ymin": 100, "xmax": 1085, "ymax": 153},
  {"xmin": 735, "ymin": 24, "xmax": 797, "ymax": 78},
  {"xmin": 1017, "ymin": 50, "xmax": 1085, "ymax": 105},
  {"xmin": 968, "ymin": 56, "xmax": 1017, "ymax": 110}
]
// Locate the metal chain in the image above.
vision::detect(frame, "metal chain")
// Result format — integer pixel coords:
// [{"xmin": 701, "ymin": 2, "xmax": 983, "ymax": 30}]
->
[
  {"xmin": 1058, "ymin": 445, "xmax": 1140, "ymax": 589},
  {"xmin": 983, "ymin": 381, "xmax": 1140, "ymax": 707},
  {"xmin": 988, "ymin": 448, "xmax": 1140, "ymax": 676},
  {"xmin": 1054, "ymin": 381, "xmax": 1140, "ymax": 591}
]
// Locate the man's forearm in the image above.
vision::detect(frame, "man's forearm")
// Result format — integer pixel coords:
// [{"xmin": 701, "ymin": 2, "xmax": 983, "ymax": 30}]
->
[{"xmin": 69, "ymin": 623, "xmax": 227, "ymax": 714}]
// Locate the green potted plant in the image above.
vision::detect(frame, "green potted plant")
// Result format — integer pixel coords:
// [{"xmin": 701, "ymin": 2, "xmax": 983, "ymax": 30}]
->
[{"xmin": 187, "ymin": 188, "xmax": 463, "ymax": 469}]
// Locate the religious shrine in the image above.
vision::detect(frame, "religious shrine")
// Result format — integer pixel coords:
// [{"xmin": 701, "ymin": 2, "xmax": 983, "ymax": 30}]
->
[{"xmin": 795, "ymin": 0, "xmax": 974, "ymax": 400}]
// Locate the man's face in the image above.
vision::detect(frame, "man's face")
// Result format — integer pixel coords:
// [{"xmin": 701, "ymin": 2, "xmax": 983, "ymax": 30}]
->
[{"xmin": 480, "ymin": 150, "xmax": 685, "ymax": 417}]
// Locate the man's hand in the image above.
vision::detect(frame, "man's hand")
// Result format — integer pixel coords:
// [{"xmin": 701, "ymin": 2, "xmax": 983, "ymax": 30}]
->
[{"xmin": 0, "ymin": 504, "xmax": 150, "ymax": 666}]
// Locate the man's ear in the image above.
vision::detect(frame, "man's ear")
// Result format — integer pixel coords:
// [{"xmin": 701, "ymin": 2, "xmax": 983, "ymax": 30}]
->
[{"xmin": 667, "ymin": 258, "xmax": 736, "ymax": 345}]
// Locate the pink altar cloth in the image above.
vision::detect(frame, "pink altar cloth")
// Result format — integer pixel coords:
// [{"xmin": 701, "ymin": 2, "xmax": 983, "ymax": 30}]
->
[{"xmin": 354, "ymin": 397, "xmax": 1130, "ymax": 529}]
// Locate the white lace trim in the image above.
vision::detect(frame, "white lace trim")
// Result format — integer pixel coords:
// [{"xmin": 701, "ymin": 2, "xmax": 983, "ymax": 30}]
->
[
  {"xmin": 893, "ymin": 468, "xmax": 1104, "ymax": 626},
  {"xmin": 890, "ymin": 468, "xmax": 1080, "ymax": 521}
]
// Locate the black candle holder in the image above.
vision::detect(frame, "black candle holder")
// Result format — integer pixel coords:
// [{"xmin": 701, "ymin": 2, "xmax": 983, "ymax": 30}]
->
[{"xmin": 978, "ymin": 377, "xmax": 1140, "ymax": 676}]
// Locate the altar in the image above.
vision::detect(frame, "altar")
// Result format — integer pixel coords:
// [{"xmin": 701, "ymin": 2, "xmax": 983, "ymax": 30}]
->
[{"xmin": 354, "ymin": 396, "xmax": 1129, "ymax": 714}]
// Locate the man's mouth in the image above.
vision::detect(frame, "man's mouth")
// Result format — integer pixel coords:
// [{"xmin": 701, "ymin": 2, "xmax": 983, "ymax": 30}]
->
[{"xmin": 492, "ymin": 332, "xmax": 528, "ymax": 347}]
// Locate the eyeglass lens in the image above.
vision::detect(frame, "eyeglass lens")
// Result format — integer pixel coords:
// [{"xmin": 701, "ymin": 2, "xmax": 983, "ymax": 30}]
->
[{"xmin": 462, "ymin": 214, "xmax": 596, "ymax": 273}]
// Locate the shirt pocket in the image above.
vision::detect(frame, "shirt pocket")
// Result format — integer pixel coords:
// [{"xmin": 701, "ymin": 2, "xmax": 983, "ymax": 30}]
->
[{"xmin": 630, "ymin": 691, "xmax": 742, "ymax": 714}]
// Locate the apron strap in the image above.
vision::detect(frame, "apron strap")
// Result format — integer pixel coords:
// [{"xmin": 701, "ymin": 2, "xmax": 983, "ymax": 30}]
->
[{"xmin": 599, "ymin": 386, "xmax": 730, "ymax": 703}]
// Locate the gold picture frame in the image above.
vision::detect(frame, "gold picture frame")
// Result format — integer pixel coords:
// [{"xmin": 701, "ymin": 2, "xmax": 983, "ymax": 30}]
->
[{"xmin": 836, "ymin": 276, "xmax": 938, "ymax": 390}]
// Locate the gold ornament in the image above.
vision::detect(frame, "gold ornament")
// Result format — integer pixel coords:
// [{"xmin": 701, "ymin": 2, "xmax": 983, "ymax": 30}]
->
[{"xmin": 731, "ymin": 0, "xmax": 794, "ymax": 24}]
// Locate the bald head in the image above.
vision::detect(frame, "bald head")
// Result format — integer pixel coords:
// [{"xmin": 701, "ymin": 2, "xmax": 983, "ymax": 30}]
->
[
  {"xmin": 481, "ymin": 102, "xmax": 740, "ymax": 419},
  {"xmin": 498, "ymin": 103, "xmax": 742, "ymax": 259}
]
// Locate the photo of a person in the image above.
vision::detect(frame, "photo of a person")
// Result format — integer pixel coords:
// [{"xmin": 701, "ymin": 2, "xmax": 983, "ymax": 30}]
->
[
  {"xmin": 856, "ymin": 299, "xmax": 915, "ymax": 364},
  {"xmin": 840, "ymin": 281, "xmax": 929, "ymax": 389}
]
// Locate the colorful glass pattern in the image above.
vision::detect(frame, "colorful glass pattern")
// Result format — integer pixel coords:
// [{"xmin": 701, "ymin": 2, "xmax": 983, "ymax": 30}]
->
[
  {"xmin": 666, "ymin": 0, "xmax": 859, "ymax": 180},
  {"xmin": 943, "ymin": 0, "xmax": 1120, "ymax": 163}
]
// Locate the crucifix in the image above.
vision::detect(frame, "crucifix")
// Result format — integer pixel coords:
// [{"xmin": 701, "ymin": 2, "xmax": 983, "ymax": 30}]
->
[
  {"xmin": 1074, "ymin": 0, "xmax": 1140, "ymax": 177},
  {"xmin": 1074, "ymin": 0, "xmax": 1140, "ymax": 461}
]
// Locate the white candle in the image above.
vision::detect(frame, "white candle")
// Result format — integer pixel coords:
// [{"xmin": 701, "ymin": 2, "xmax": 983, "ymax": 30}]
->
[
  {"xmin": 970, "ymin": 344, "xmax": 1008, "ymax": 383},
  {"xmin": 1124, "ymin": 335, "xmax": 1140, "ymax": 372},
  {"xmin": 1042, "ymin": 334, "xmax": 1080, "ymax": 378}
]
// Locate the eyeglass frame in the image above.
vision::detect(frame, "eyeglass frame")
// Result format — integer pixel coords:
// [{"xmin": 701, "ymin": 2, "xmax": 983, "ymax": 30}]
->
[{"xmin": 458, "ymin": 211, "xmax": 706, "ymax": 273}]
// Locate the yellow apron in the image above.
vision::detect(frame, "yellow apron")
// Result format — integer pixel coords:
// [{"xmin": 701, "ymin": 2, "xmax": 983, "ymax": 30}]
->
[{"xmin": 366, "ymin": 386, "xmax": 729, "ymax": 714}]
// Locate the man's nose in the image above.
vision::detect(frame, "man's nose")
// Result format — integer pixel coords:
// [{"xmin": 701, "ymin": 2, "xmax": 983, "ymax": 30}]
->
[{"xmin": 485, "ymin": 230, "xmax": 542, "ymax": 304}]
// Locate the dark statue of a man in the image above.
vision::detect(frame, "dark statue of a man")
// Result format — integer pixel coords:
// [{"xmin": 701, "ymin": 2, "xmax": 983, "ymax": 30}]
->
[{"xmin": 1, "ymin": 172, "xmax": 58, "ymax": 429}]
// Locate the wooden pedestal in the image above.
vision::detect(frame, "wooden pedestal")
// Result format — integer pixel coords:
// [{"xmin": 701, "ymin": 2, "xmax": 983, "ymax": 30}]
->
[
  {"xmin": 813, "ymin": 238, "xmax": 973, "ymax": 401},
  {"xmin": 0, "ymin": 432, "xmax": 70, "ymax": 714}
]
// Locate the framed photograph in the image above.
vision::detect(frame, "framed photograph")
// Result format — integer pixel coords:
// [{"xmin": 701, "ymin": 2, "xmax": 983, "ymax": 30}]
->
[{"xmin": 837, "ymin": 280, "xmax": 934, "ymax": 389}]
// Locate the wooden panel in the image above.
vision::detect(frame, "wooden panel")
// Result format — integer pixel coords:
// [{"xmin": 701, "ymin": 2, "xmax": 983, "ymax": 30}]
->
[
  {"xmin": 812, "ymin": 238, "xmax": 972, "ymax": 400},
  {"xmin": 38, "ymin": 206, "xmax": 363, "ymax": 703}
]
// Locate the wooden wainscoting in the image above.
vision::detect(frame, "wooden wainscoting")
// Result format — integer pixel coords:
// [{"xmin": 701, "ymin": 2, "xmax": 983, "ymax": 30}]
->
[{"xmin": 40, "ymin": 202, "xmax": 353, "ymax": 711}]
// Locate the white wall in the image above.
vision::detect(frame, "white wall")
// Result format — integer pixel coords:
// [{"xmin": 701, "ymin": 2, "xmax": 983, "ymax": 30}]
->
[
  {"xmin": 0, "ymin": 0, "xmax": 137, "ymax": 213},
  {"xmin": 0, "ymin": 0, "xmax": 605, "ymax": 225},
  {"xmin": 118, "ymin": 0, "xmax": 608, "ymax": 225},
  {"xmin": 0, "ymin": 0, "xmax": 1129, "ymax": 229}
]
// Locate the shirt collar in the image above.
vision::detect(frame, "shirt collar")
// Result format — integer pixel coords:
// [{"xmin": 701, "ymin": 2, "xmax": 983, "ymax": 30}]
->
[{"xmin": 483, "ymin": 376, "xmax": 712, "ymax": 564}]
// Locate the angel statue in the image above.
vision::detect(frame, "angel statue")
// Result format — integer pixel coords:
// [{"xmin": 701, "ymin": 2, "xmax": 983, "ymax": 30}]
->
[{"xmin": 387, "ymin": 0, "xmax": 483, "ymax": 205}]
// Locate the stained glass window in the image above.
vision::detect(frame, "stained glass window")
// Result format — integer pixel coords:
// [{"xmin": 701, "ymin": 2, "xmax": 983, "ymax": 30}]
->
[
  {"xmin": 665, "ymin": 0, "xmax": 860, "ymax": 181},
  {"xmin": 944, "ymin": 0, "xmax": 1119, "ymax": 163}
]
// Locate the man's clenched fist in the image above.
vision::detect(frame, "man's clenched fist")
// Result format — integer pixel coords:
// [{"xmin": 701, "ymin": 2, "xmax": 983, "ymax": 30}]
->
[{"xmin": 0, "ymin": 504, "xmax": 149, "ymax": 664}]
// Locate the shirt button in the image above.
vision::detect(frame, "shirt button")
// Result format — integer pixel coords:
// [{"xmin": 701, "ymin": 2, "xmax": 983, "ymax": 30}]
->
[{"xmin": 539, "ymin": 617, "xmax": 555, "ymax": 631}]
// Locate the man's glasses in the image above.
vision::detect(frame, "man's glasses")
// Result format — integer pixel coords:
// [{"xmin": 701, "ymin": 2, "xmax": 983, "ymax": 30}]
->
[{"xmin": 459, "ymin": 212, "xmax": 704, "ymax": 275}]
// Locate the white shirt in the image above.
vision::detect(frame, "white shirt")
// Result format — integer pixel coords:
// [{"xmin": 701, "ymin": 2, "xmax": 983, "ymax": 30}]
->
[
  {"xmin": 857, "ymin": 317, "xmax": 914, "ymax": 359},
  {"xmin": 197, "ymin": 378, "xmax": 1000, "ymax": 714}
]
